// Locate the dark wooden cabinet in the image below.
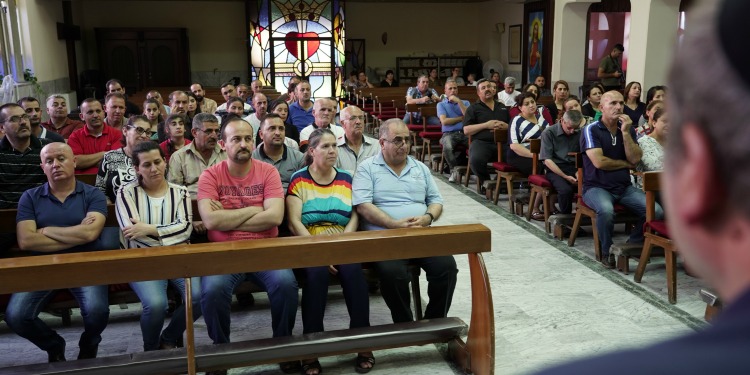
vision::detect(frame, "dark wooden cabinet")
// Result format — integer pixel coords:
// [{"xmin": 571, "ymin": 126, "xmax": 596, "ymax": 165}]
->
[{"xmin": 96, "ymin": 28, "xmax": 190, "ymax": 92}]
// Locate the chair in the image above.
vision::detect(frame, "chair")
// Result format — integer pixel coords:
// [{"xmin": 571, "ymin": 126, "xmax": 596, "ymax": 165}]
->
[
  {"xmin": 406, "ymin": 103, "xmax": 439, "ymax": 161},
  {"xmin": 526, "ymin": 138, "xmax": 556, "ymax": 232},
  {"xmin": 567, "ymin": 153, "xmax": 638, "ymax": 261},
  {"xmin": 418, "ymin": 106, "xmax": 443, "ymax": 162},
  {"xmin": 633, "ymin": 171, "xmax": 679, "ymax": 303},
  {"xmin": 491, "ymin": 129, "xmax": 527, "ymax": 212}
]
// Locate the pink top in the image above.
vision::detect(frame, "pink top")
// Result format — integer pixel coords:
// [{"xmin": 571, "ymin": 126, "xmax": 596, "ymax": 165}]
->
[{"xmin": 197, "ymin": 159, "xmax": 283, "ymax": 242}]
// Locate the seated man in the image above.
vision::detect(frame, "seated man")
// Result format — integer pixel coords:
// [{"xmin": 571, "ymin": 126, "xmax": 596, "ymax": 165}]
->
[
  {"xmin": 168, "ymin": 113, "xmax": 227, "ymax": 199},
  {"xmin": 463, "ymin": 79, "xmax": 510, "ymax": 189},
  {"xmin": 246, "ymin": 92, "xmax": 268, "ymax": 139},
  {"xmin": 336, "ymin": 105, "xmax": 380, "ymax": 175},
  {"xmin": 498, "ymin": 76, "xmax": 521, "ymax": 106},
  {"xmin": 437, "ymin": 79, "xmax": 470, "ymax": 183},
  {"xmin": 197, "ymin": 117, "xmax": 298, "ymax": 375},
  {"xmin": 403, "ymin": 75, "xmax": 441, "ymax": 125},
  {"xmin": 18, "ymin": 97, "xmax": 64, "ymax": 142},
  {"xmin": 6, "ymin": 142, "xmax": 110, "ymax": 362},
  {"xmin": 581, "ymin": 91, "xmax": 662, "ymax": 269},
  {"xmin": 40, "ymin": 94, "xmax": 84, "ymax": 139},
  {"xmin": 216, "ymin": 83, "xmax": 252, "ymax": 115},
  {"xmin": 103, "ymin": 92, "xmax": 127, "ymax": 130},
  {"xmin": 288, "ymin": 81, "xmax": 315, "ymax": 132},
  {"xmin": 540, "ymin": 109, "xmax": 583, "ymax": 214},
  {"xmin": 353, "ymin": 118, "xmax": 457, "ymax": 323},
  {"xmin": 299, "ymin": 98, "xmax": 345, "ymax": 152},
  {"xmin": 68, "ymin": 98, "xmax": 123, "ymax": 174},
  {"xmin": 534, "ymin": 75, "xmax": 552, "ymax": 97},
  {"xmin": 252, "ymin": 114, "xmax": 304, "ymax": 191},
  {"xmin": 190, "ymin": 83, "xmax": 218, "ymax": 115},
  {"xmin": 103, "ymin": 79, "xmax": 140, "ymax": 117}
]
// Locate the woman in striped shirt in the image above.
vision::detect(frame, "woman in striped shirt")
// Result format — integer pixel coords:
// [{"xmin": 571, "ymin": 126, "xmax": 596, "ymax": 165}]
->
[
  {"xmin": 115, "ymin": 141, "xmax": 201, "ymax": 351},
  {"xmin": 509, "ymin": 92, "xmax": 549, "ymax": 221},
  {"xmin": 286, "ymin": 128, "xmax": 374, "ymax": 374}
]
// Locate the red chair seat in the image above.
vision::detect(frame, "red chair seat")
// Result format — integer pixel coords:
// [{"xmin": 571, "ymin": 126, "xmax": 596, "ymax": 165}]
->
[
  {"xmin": 492, "ymin": 162, "xmax": 520, "ymax": 173},
  {"xmin": 646, "ymin": 220, "xmax": 670, "ymax": 238},
  {"xmin": 528, "ymin": 174, "xmax": 552, "ymax": 188},
  {"xmin": 419, "ymin": 131, "xmax": 443, "ymax": 139}
]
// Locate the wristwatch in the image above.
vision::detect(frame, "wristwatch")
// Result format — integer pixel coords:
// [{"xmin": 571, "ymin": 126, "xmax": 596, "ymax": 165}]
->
[{"xmin": 425, "ymin": 212, "xmax": 435, "ymax": 225}]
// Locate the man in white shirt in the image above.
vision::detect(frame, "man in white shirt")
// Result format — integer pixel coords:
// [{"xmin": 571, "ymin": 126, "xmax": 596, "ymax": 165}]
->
[
  {"xmin": 498, "ymin": 76, "xmax": 521, "ymax": 106},
  {"xmin": 299, "ymin": 98, "xmax": 344, "ymax": 152}
]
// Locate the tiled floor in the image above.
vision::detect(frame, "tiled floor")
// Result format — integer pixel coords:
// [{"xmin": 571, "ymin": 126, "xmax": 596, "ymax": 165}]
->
[{"xmin": 0, "ymin": 169, "xmax": 708, "ymax": 374}]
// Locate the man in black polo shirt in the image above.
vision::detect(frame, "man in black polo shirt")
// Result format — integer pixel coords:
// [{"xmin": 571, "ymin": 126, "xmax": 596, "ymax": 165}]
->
[
  {"xmin": 540, "ymin": 109, "xmax": 583, "ymax": 214},
  {"xmin": 463, "ymin": 78, "xmax": 509, "ymax": 190},
  {"xmin": 0, "ymin": 103, "xmax": 50, "ymax": 248},
  {"xmin": 580, "ymin": 91, "xmax": 661, "ymax": 268}
]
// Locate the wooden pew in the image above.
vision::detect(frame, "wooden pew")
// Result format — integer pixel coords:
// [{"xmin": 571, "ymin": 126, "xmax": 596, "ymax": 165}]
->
[{"xmin": 0, "ymin": 224, "xmax": 494, "ymax": 375}]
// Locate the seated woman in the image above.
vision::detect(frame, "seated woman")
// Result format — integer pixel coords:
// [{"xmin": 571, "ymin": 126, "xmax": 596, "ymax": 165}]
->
[
  {"xmin": 509, "ymin": 83, "xmax": 554, "ymax": 124},
  {"xmin": 143, "ymin": 98, "xmax": 162, "ymax": 141},
  {"xmin": 380, "ymin": 69, "xmax": 398, "ymax": 87},
  {"xmin": 623, "ymin": 81, "xmax": 646, "ymax": 125},
  {"xmin": 563, "ymin": 96, "xmax": 595, "ymax": 125},
  {"xmin": 546, "ymin": 80, "xmax": 570, "ymax": 123},
  {"xmin": 581, "ymin": 84, "xmax": 604, "ymax": 121},
  {"xmin": 357, "ymin": 71, "xmax": 375, "ymax": 88},
  {"xmin": 286, "ymin": 128, "xmax": 374, "ymax": 375},
  {"xmin": 635, "ymin": 108, "xmax": 668, "ymax": 189},
  {"xmin": 636, "ymin": 100, "xmax": 664, "ymax": 139},
  {"xmin": 186, "ymin": 92, "xmax": 202, "ymax": 121},
  {"xmin": 115, "ymin": 141, "xmax": 201, "ymax": 351},
  {"xmin": 159, "ymin": 113, "xmax": 191, "ymax": 163},
  {"xmin": 96, "ymin": 115, "xmax": 153, "ymax": 203},
  {"xmin": 639, "ymin": 85, "xmax": 667, "ymax": 126},
  {"xmin": 509, "ymin": 92, "xmax": 549, "ymax": 220}
]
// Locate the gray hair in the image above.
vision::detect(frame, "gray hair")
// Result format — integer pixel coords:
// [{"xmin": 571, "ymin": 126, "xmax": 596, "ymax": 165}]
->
[
  {"xmin": 562, "ymin": 109, "xmax": 583, "ymax": 125},
  {"xmin": 45, "ymin": 94, "xmax": 66, "ymax": 108},
  {"xmin": 504, "ymin": 77, "xmax": 516, "ymax": 85},
  {"xmin": 192, "ymin": 112, "xmax": 218, "ymax": 129},
  {"xmin": 340, "ymin": 105, "xmax": 361, "ymax": 121},
  {"xmin": 667, "ymin": 0, "xmax": 750, "ymax": 221}
]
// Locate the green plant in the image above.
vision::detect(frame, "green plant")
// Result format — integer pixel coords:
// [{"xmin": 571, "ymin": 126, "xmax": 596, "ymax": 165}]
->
[{"xmin": 23, "ymin": 69, "xmax": 44, "ymax": 98}]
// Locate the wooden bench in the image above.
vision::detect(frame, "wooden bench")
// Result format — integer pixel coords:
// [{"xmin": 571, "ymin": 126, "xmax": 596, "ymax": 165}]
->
[{"xmin": 0, "ymin": 224, "xmax": 494, "ymax": 375}]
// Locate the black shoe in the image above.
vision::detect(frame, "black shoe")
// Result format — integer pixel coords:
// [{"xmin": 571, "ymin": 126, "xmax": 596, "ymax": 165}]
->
[
  {"xmin": 601, "ymin": 254, "xmax": 616, "ymax": 269},
  {"xmin": 77, "ymin": 344, "xmax": 98, "ymax": 360},
  {"xmin": 47, "ymin": 348, "xmax": 66, "ymax": 363}
]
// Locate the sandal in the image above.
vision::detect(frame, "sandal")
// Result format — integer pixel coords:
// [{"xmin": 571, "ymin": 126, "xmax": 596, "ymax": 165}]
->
[
  {"xmin": 531, "ymin": 211, "xmax": 545, "ymax": 221},
  {"xmin": 301, "ymin": 359, "xmax": 322, "ymax": 375},
  {"xmin": 355, "ymin": 354, "xmax": 376, "ymax": 374},
  {"xmin": 279, "ymin": 361, "xmax": 301, "ymax": 374}
]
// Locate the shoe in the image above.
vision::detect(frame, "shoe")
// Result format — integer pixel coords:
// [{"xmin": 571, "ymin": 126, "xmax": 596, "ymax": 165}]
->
[
  {"xmin": 279, "ymin": 360, "xmax": 302, "ymax": 374},
  {"xmin": 47, "ymin": 347, "xmax": 66, "ymax": 363},
  {"xmin": 448, "ymin": 170, "xmax": 457, "ymax": 183},
  {"xmin": 159, "ymin": 339, "xmax": 177, "ymax": 350},
  {"xmin": 77, "ymin": 344, "xmax": 98, "ymax": 360},
  {"xmin": 301, "ymin": 359, "xmax": 322, "ymax": 375},
  {"xmin": 355, "ymin": 354, "xmax": 376, "ymax": 374},
  {"xmin": 601, "ymin": 254, "xmax": 616, "ymax": 269},
  {"xmin": 531, "ymin": 211, "xmax": 545, "ymax": 221}
]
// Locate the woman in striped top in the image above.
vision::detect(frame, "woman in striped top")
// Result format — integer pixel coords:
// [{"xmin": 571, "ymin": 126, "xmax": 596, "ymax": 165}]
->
[
  {"xmin": 115, "ymin": 141, "xmax": 201, "ymax": 351},
  {"xmin": 286, "ymin": 128, "xmax": 374, "ymax": 374},
  {"xmin": 509, "ymin": 92, "xmax": 549, "ymax": 221}
]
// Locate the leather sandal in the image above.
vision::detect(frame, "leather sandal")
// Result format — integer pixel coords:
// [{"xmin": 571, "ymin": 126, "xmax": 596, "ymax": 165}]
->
[
  {"xmin": 355, "ymin": 354, "xmax": 376, "ymax": 373},
  {"xmin": 531, "ymin": 211, "xmax": 545, "ymax": 221}
]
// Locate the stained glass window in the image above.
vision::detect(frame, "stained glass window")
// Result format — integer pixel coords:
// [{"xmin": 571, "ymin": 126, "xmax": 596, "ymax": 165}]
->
[{"xmin": 248, "ymin": 0, "xmax": 345, "ymax": 99}]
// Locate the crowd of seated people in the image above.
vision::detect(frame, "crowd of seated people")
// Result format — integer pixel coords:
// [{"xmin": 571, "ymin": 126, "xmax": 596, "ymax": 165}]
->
[{"xmin": 0, "ymin": 75, "xmax": 457, "ymax": 375}]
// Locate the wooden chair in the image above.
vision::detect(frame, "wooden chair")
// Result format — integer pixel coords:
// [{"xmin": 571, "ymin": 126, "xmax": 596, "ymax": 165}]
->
[
  {"xmin": 491, "ymin": 129, "xmax": 526, "ymax": 212},
  {"xmin": 633, "ymin": 171, "xmax": 679, "ymax": 303},
  {"xmin": 567, "ymin": 153, "xmax": 637, "ymax": 262},
  {"xmin": 526, "ymin": 138, "xmax": 556, "ymax": 232},
  {"xmin": 418, "ymin": 106, "xmax": 443, "ymax": 163}
]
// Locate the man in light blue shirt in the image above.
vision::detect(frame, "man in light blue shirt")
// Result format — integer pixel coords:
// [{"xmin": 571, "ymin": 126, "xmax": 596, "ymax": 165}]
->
[
  {"xmin": 437, "ymin": 79, "xmax": 470, "ymax": 182},
  {"xmin": 352, "ymin": 118, "xmax": 457, "ymax": 323}
]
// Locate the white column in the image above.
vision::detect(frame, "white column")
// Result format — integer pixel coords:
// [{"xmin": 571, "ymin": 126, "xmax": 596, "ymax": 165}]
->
[
  {"xmin": 626, "ymin": 0, "xmax": 681, "ymax": 97},
  {"xmin": 551, "ymin": 0, "xmax": 601, "ymax": 92}
]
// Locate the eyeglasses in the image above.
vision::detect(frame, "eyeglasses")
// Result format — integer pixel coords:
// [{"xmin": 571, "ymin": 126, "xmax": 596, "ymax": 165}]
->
[
  {"xmin": 384, "ymin": 136, "xmax": 411, "ymax": 147},
  {"xmin": 5, "ymin": 114, "xmax": 30, "ymax": 124},
  {"xmin": 127, "ymin": 125, "xmax": 154, "ymax": 137},
  {"xmin": 196, "ymin": 128, "xmax": 220, "ymax": 135}
]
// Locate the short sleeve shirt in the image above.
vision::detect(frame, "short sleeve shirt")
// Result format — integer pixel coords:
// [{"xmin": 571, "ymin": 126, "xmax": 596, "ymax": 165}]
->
[
  {"xmin": 197, "ymin": 159, "xmax": 284, "ymax": 242},
  {"xmin": 539, "ymin": 123, "xmax": 580, "ymax": 167},
  {"xmin": 68, "ymin": 125, "xmax": 123, "ymax": 174},
  {"xmin": 352, "ymin": 153, "xmax": 443, "ymax": 231},
  {"xmin": 289, "ymin": 101, "xmax": 315, "ymax": 132},
  {"xmin": 437, "ymin": 98, "xmax": 470, "ymax": 132},
  {"xmin": 580, "ymin": 121, "xmax": 637, "ymax": 195},
  {"xmin": 463, "ymin": 100, "xmax": 510, "ymax": 142},
  {"xmin": 251, "ymin": 144, "xmax": 305, "ymax": 191},
  {"xmin": 287, "ymin": 166, "xmax": 353, "ymax": 235}
]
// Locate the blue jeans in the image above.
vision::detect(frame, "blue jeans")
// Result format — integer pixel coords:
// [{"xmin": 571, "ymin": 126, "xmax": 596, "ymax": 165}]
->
[
  {"xmin": 302, "ymin": 264, "xmax": 369, "ymax": 334},
  {"xmin": 200, "ymin": 270, "xmax": 298, "ymax": 344},
  {"xmin": 583, "ymin": 185, "xmax": 664, "ymax": 257},
  {"xmin": 5, "ymin": 285, "xmax": 109, "ymax": 355},
  {"xmin": 130, "ymin": 277, "xmax": 202, "ymax": 351},
  {"xmin": 374, "ymin": 256, "xmax": 458, "ymax": 323}
]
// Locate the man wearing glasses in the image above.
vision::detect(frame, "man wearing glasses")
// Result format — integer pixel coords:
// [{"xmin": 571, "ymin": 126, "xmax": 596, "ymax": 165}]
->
[
  {"xmin": 336, "ymin": 105, "xmax": 380, "ymax": 175},
  {"xmin": 353, "ymin": 118, "xmax": 457, "ymax": 323},
  {"xmin": 68, "ymin": 98, "xmax": 123, "ymax": 174}
]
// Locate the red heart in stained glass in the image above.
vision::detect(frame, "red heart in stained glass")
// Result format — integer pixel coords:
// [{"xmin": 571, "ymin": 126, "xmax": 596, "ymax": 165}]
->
[{"xmin": 285, "ymin": 32, "xmax": 320, "ymax": 60}]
